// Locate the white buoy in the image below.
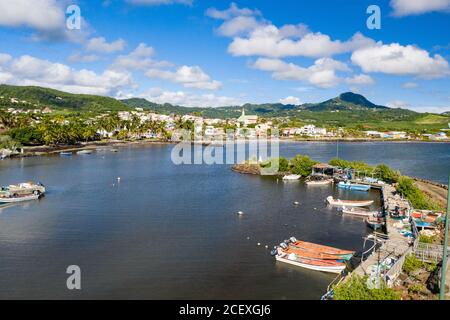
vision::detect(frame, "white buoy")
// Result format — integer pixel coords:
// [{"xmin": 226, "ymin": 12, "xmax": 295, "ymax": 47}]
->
[
  {"xmin": 117, "ymin": 177, "xmax": 121, "ymax": 181},
  {"xmin": 293, "ymin": 201, "xmax": 299, "ymax": 205},
  {"xmin": 247, "ymin": 236, "xmax": 250, "ymax": 240},
  {"xmin": 257, "ymin": 242, "xmax": 261, "ymax": 246},
  {"xmin": 237, "ymin": 211, "xmax": 244, "ymax": 215},
  {"xmin": 265, "ymin": 245, "xmax": 268, "ymax": 249}
]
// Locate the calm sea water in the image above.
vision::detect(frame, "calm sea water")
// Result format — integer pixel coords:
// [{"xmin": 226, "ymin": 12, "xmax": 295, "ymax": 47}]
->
[{"xmin": 0, "ymin": 142, "xmax": 448, "ymax": 299}]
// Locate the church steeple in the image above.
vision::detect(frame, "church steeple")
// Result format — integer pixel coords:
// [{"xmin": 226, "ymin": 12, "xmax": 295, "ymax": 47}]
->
[{"xmin": 241, "ymin": 109, "xmax": 245, "ymax": 116}]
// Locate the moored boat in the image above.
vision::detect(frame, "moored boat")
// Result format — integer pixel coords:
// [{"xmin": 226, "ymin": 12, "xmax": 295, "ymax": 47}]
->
[
  {"xmin": 326, "ymin": 196, "xmax": 373, "ymax": 207},
  {"xmin": 0, "ymin": 193, "xmax": 41, "ymax": 203},
  {"xmin": 366, "ymin": 217, "xmax": 384, "ymax": 230},
  {"xmin": 1, "ymin": 182, "xmax": 45, "ymax": 196},
  {"xmin": 77, "ymin": 149, "xmax": 93, "ymax": 155},
  {"xmin": 275, "ymin": 250, "xmax": 346, "ymax": 274},
  {"xmin": 282, "ymin": 174, "xmax": 301, "ymax": 181},
  {"xmin": 337, "ymin": 181, "xmax": 370, "ymax": 191},
  {"xmin": 60, "ymin": 152, "xmax": 72, "ymax": 156},
  {"xmin": 279, "ymin": 244, "xmax": 350, "ymax": 261},
  {"xmin": 287, "ymin": 237, "xmax": 354, "ymax": 260},
  {"xmin": 306, "ymin": 179, "xmax": 333, "ymax": 186},
  {"xmin": 341, "ymin": 206, "xmax": 379, "ymax": 217}
]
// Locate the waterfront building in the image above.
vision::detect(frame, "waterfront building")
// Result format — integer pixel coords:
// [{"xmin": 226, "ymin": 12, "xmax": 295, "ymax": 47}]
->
[{"xmin": 237, "ymin": 109, "xmax": 258, "ymax": 126}]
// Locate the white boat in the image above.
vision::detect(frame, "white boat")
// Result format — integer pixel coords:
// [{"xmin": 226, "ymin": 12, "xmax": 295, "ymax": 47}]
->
[
  {"xmin": 326, "ymin": 196, "xmax": 373, "ymax": 207},
  {"xmin": 77, "ymin": 149, "xmax": 93, "ymax": 155},
  {"xmin": 341, "ymin": 206, "xmax": 379, "ymax": 217},
  {"xmin": 282, "ymin": 174, "xmax": 301, "ymax": 181},
  {"xmin": 2, "ymin": 182, "xmax": 46, "ymax": 195},
  {"xmin": 275, "ymin": 251, "xmax": 346, "ymax": 274},
  {"xmin": 0, "ymin": 193, "xmax": 41, "ymax": 203},
  {"xmin": 306, "ymin": 179, "xmax": 333, "ymax": 186}
]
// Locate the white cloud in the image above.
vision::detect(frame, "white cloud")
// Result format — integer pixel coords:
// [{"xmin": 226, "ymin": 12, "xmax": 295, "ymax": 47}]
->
[
  {"xmin": 346, "ymin": 74, "xmax": 375, "ymax": 86},
  {"xmin": 0, "ymin": 53, "xmax": 133, "ymax": 96},
  {"xmin": 387, "ymin": 100, "xmax": 449, "ymax": 113},
  {"xmin": 386, "ymin": 100, "xmax": 410, "ymax": 109},
  {"xmin": 68, "ymin": 53, "xmax": 100, "ymax": 63},
  {"xmin": 228, "ymin": 26, "xmax": 376, "ymax": 58},
  {"xmin": 279, "ymin": 96, "xmax": 301, "ymax": 105},
  {"xmin": 140, "ymin": 88, "xmax": 242, "ymax": 107},
  {"xmin": 402, "ymin": 82, "xmax": 419, "ymax": 89},
  {"xmin": 216, "ymin": 16, "xmax": 262, "ymax": 37},
  {"xmin": 86, "ymin": 37, "xmax": 126, "ymax": 53},
  {"xmin": 351, "ymin": 43, "xmax": 450, "ymax": 79},
  {"xmin": 253, "ymin": 57, "xmax": 350, "ymax": 88},
  {"xmin": 146, "ymin": 66, "xmax": 222, "ymax": 90},
  {"xmin": 127, "ymin": 0, "xmax": 193, "ymax": 5},
  {"xmin": 112, "ymin": 43, "xmax": 173, "ymax": 71},
  {"xmin": 391, "ymin": 0, "xmax": 450, "ymax": 16},
  {"xmin": 206, "ymin": 2, "xmax": 260, "ymax": 20},
  {"xmin": 0, "ymin": 0, "xmax": 90, "ymax": 42}
]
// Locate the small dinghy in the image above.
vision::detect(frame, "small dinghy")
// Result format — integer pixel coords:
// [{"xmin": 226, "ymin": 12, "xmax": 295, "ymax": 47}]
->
[
  {"xmin": 287, "ymin": 237, "xmax": 354, "ymax": 260},
  {"xmin": 275, "ymin": 250, "xmax": 346, "ymax": 274},
  {"xmin": 341, "ymin": 206, "xmax": 379, "ymax": 217},
  {"xmin": 60, "ymin": 152, "xmax": 72, "ymax": 156},
  {"xmin": 282, "ymin": 174, "xmax": 301, "ymax": 181},
  {"xmin": 337, "ymin": 181, "xmax": 370, "ymax": 191},
  {"xmin": 366, "ymin": 217, "xmax": 384, "ymax": 230},
  {"xmin": 278, "ymin": 243, "xmax": 350, "ymax": 261},
  {"xmin": 0, "ymin": 193, "xmax": 41, "ymax": 203},
  {"xmin": 77, "ymin": 149, "xmax": 93, "ymax": 155},
  {"xmin": 306, "ymin": 179, "xmax": 333, "ymax": 186},
  {"xmin": 326, "ymin": 196, "xmax": 373, "ymax": 207}
]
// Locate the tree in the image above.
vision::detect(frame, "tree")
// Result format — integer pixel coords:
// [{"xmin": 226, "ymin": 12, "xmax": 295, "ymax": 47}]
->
[
  {"xmin": 333, "ymin": 275, "xmax": 400, "ymax": 300},
  {"xmin": 375, "ymin": 164, "xmax": 400, "ymax": 183},
  {"xmin": 290, "ymin": 155, "xmax": 318, "ymax": 176}
]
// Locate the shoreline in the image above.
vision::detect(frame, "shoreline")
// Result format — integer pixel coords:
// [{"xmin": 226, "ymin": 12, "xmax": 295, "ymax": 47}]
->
[{"xmin": 10, "ymin": 137, "xmax": 450, "ymax": 158}]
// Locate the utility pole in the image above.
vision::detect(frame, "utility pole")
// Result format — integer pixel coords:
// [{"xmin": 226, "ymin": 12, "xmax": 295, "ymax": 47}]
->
[{"xmin": 439, "ymin": 174, "xmax": 450, "ymax": 300}]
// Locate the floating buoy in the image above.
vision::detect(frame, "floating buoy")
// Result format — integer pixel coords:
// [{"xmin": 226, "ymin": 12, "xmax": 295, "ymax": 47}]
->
[
  {"xmin": 265, "ymin": 245, "xmax": 269, "ymax": 249},
  {"xmin": 257, "ymin": 242, "xmax": 261, "ymax": 246},
  {"xmin": 117, "ymin": 177, "xmax": 121, "ymax": 181},
  {"xmin": 237, "ymin": 211, "xmax": 244, "ymax": 215},
  {"xmin": 293, "ymin": 201, "xmax": 299, "ymax": 205},
  {"xmin": 247, "ymin": 236, "xmax": 250, "ymax": 240}
]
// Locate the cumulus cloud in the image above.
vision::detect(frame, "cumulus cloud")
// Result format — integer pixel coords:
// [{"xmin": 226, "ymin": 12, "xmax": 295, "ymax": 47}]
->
[
  {"xmin": 279, "ymin": 96, "xmax": 301, "ymax": 105},
  {"xmin": 111, "ymin": 43, "xmax": 173, "ymax": 71},
  {"xmin": 346, "ymin": 74, "xmax": 375, "ymax": 86},
  {"xmin": 387, "ymin": 100, "xmax": 449, "ymax": 113},
  {"xmin": 216, "ymin": 16, "xmax": 263, "ymax": 37},
  {"xmin": 253, "ymin": 57, "xmax": 350, "ymax": 88},
  {"xmin": 68, "ymin": 53, "xmax": 100, "ymax": 63},
  {"xmin": 0, "ymin": 0, "xmax": 90, "ymax": 42},
  {"xmin": 390, "ymin": 0, "xmax": 450, "ymax": 16},
  {"xmin": 146, "ymin": 66, "xmax": 222, "ymax": 90},
  {"xmin": 127, "ymin": 0, "xmax": 193, "ymax": 5},
  {"xmin": 229, "ymin": 27, "xmax": 376, "ymax": 58},
  {"xmin": 140, "ymin": 88, "xmax": 242, "ymax": 107},
  {"xmin": 206, "ymin": 2, "xmax": 260, "ymax": 20},
  {"xmin": 86, "ymin": 37, "xmax": 126, "ymax": 53},
  {"xmin": 0, "ymin": 53, "xmax": 133, "ymax": 96},
  {"xmin": 402, "ymin": 82, "xmax": 419, "ymax": 89},
  {"xmin": 351, "ymin": 43, "xmax": 450, "ymax": 78}
]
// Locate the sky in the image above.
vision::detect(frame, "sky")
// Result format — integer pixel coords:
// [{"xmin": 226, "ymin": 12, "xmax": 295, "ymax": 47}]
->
[{"xmin": 0, "ymin": 0, "xmax": 449, "ymax": 113}]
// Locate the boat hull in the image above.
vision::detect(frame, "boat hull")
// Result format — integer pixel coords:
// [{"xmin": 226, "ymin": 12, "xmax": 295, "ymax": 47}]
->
[
  {"xmin": 338, "ymin": 182, "xmax": 370, "ymax": 191},
  {"xmin": 327, "ymin": 196, "xmax": 373, "ymax": 207},
  {"xmin": 289, "ymin": 240, "xmax": 354, "ymax": 259},
  {"xmin": 275, "ymin": 254, "xmax": 346, "ymax": 274},
  {"xmin": 0, "ymin": 194, "xmax": 40, "ymax": 203},
  {"xmin": 306, "ymin": 179, "xmax": 332, "ymax": 186}
]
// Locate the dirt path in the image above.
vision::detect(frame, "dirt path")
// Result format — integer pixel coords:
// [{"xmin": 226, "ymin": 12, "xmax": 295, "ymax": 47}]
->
[{"xmin": 414, "ymin": 180, "xmax": 448, "ymax": 210}]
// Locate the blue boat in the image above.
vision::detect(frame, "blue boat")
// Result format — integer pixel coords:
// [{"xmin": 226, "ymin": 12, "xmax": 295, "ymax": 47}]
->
[
  {"xmin": 60, "ymin": 152, "xmax": 73, "ymax": 156},
  {"xmin": 337, "ymin": 181, "xmax": 370, "ymax": 192}
]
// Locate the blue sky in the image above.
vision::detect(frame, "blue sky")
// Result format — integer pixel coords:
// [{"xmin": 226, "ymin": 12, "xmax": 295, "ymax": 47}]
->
[{"xmin": 0, "ymin": 0, "xmax": 449, "ymax": 112}]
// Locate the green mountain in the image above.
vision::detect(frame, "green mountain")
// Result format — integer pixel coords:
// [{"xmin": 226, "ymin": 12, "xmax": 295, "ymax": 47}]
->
[
  {"xmin": 0, "ymin": 84, "xmax": 130, "ymax": 112},
  {"xmin": 304, "ymin": 92, "xmax": 387, "ymax": 111}
]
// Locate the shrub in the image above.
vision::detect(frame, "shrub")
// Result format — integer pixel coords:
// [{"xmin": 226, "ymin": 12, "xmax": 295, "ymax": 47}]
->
[
  {"xmin": 290, "ymin": 155, "xmax": 318, "ymax": 176},
  {"xmin": 396, "ymin": 176, "xmax": 440, "ymax": 210},
  {"xmin": 402, "ymin": 254, "xmax": 423, "ymax": 274},
  {"xmin": 375, "ymin": 164, "xmax": 400, "ymax": 183},
  {"xmin": 419, "ymin": 234, "xmax": 435, "ymax": 244},
  {"xmin": 333, "ymin": 275, "xmax": 400, "ymax": 300}
]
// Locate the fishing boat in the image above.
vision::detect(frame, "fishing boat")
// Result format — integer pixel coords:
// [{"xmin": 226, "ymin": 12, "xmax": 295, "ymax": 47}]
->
[
  {"xmin": 278, "ymin": 243, "xmax": 350, "ymax": 261},
  {"xmin": 337, "ymin": 181, "xmax": 370, "ymax": 191},
  {"xmin": 0, "ymin": 193, "xmax": 41, "ymax": 203},
  {"xmin": 287, "ymin": 237, "xmax": 354, "ymax": 260},
  {"xmin": 275, "ymin": 250, "xmax": 346, "ymax": 274},
  {"xmin": 282, "ymin": 174, "xmax": 301, "ymax": 181},
  {"xmin": 341, "ymin": 206, "xmax": 379, "ymax": 217},
  {"xmin": 77, "ymin": 149, "xmax": 93, "ymax": 155},
  {"xmin": 326, "ymin": 196, "xmax": 374, "ymax": 207},
  {"xmin": 1, "ymin": 182, "xmax": 46, "ymax": 196},
  {"xmin": 306, "ymin": 179, "xmax": 333, "ymax": 186},
  {"xmin": 366, "ymin": 217, "xmax": 384, "ymax": 230}
]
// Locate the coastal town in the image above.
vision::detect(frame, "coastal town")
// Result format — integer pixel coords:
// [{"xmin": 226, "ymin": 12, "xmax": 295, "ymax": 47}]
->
[{"xmin": 1, "ymin": 101, "xmax": 449, "ymax": 159}]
